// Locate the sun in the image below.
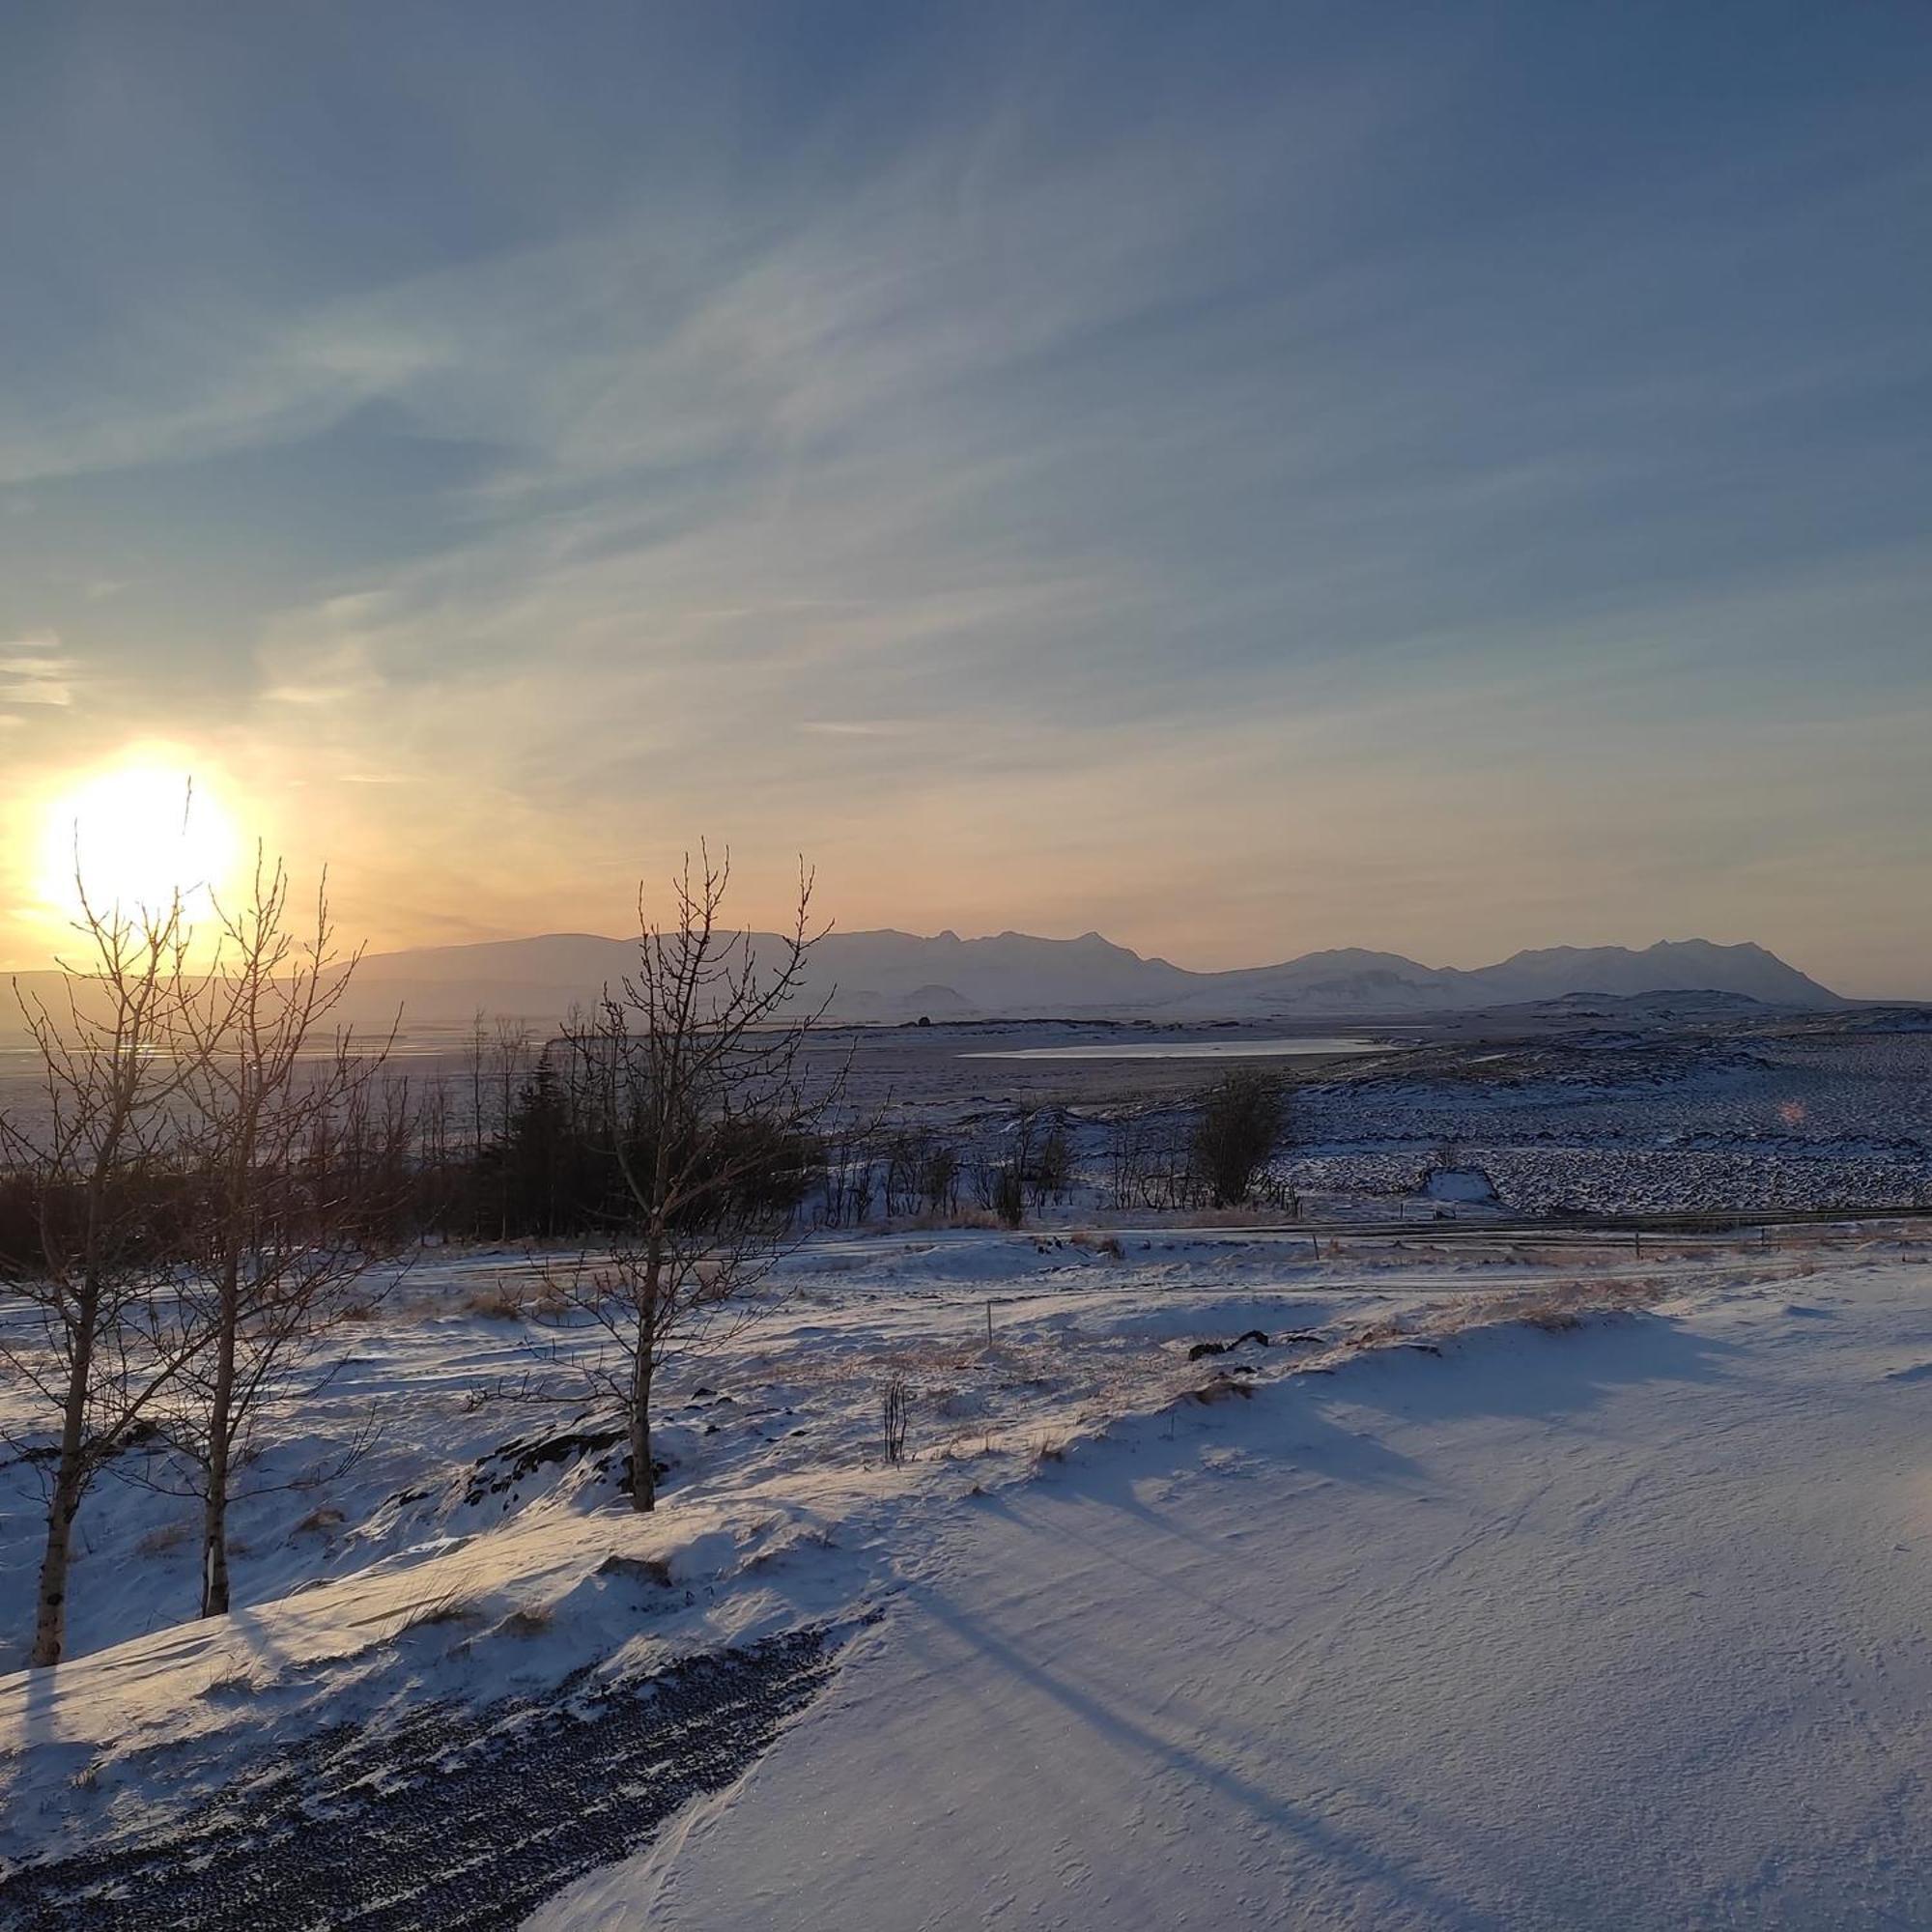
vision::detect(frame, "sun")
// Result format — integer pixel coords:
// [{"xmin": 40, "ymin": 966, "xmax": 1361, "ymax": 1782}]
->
[{"xmin": 37, "ymin": 760, "xmax": 244, "ymax": 928}]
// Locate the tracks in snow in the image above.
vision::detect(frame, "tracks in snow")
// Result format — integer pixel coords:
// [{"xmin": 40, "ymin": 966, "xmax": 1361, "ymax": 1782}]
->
[{"xmin": 0, "ymin": 1626, "xmax": 848, "ymax": 1931}]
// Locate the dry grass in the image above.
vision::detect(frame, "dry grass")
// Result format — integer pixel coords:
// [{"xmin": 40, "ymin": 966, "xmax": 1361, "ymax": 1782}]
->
[
  {"xmin": 1444, "ymin": 1276, "xmax": 1664, "ymax": 1338},
  {"xmin": 596, "ymin": 1551, "xmax": 674, "ymax": 1589},
  {"xmin": 1068, "ymin": 1230, "xmax": 1125, "ymax": 1259},
  {"xmin": 137, "ymin": 1519, "xmax": 192, "ymax": 1557},
  {"xmin": 743, "ymin": 1523, "xmax": 839, "ymax": 1573},
  {"xmin": 1179, "ymin": 1205, "xmax": 1282, "ymax": 1229},
  {"xmin": 1183, "ymin": 1374, "xmax": 1255, "ymax": 1405},
  {"xmin": 200, "ymin": 1667, "xmax": 262, "ymax": 1700},
  {"xmin": 1345, "ymin": 1315, "xmax": 1409, "ymax": 1350},
  {"xmin": 461, "ymin": 1277, "xmax": 534, "ymax": 1320},
  {"xmin": 400, "ymin": 1593, "xmax": 481, "ymax": 1633}
]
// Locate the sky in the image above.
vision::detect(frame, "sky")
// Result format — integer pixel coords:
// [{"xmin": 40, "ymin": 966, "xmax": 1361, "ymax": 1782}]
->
[{"xmin": 2, "ymin": 2, "xmax": 1929, "ymax": 996}]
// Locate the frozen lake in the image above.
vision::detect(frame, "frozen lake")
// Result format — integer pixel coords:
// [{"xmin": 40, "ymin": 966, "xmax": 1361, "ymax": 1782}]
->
[{"xmin": 961, "ymin": 1036, "xmax": 1385, "ymax": 1062}]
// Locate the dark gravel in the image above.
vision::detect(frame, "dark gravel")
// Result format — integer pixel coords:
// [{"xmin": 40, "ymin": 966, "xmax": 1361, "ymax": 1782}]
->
[{"xmin": 0, "ymin": 1625, "xmax": 843, "ymax": 1931}]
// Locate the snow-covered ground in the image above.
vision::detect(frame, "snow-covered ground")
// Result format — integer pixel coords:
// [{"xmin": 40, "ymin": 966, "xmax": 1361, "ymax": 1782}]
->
[
  {"xmin": 1280, "ymin": 1030, "xmax": 1932, "ymax": 1215},
  {"xmin": 568, "ymin": 1256, "xmax": 1932, "ymax": 1930},
  {"xmin": 4, "ymin": 1229, "xmax": 1930, "ymax": 1925}
]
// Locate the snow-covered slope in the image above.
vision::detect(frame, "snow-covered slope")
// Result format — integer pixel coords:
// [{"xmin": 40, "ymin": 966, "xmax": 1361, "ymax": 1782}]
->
[
  {"xmin": 546, "ymin": 1264, "xmax": 1932, "ymax": 1930},
  {"xmin": 4, "ymin": 1240, "xmax": 1929, "ymax": 1925}
]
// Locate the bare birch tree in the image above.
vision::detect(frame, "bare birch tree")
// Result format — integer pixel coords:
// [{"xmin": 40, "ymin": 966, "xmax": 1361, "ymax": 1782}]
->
[
  {"xmin": 546, "ymin": 849, "xmax": 840, "ymax": 1512},
  {"xmin": 158, "ymin": 857, "xmax": 397, "ymax": 1617},
  {"xmin": 0, "ymin": 887, "xmax": 212, "ymax": 1666}
]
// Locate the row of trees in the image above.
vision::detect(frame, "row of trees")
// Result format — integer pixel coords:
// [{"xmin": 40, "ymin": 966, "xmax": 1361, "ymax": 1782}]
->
[
  {"xmin": 0, "ymin": 849, "xmax": 847, "ymax": 1662},
  {"xmin": 3, "ymin": 839, "xmax": 1293, "ymax": 1665},
  {"xmin": 478, "ymin": 1073, "xmax": 1287, "ymax": 1237},
  {"xmin": 0, "ymin": 862, "xmax": 396, "ymax": 1664}
]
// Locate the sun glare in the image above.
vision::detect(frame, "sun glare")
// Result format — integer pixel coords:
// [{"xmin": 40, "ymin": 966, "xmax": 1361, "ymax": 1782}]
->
[{"xmin": 36, "ymin": 761, "xmax": 244, "ymax": 928}]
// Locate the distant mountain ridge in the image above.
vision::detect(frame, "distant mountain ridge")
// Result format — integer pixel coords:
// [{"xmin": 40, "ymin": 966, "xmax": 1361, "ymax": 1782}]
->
[{"xmin": 326, "ymin": 928, "xmax": 1844, "ymax": 1028}]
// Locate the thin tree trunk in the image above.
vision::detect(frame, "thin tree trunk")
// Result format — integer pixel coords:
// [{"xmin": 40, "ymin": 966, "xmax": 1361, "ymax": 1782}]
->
[
  {"xmin": 33, "ymin": 1296, "xmax": 98, "ymax": 1666},
  {"xmin": 630, "ymin": 1241, "xmax": 660, "ymax": 1513},
  {"xmin": 629, "ymin": 1348, "xmax": 656, "ymax": 1512},
  {"xmin": 33, "ymin": 1456, "xmax": 86, "ymax": 1668},
  {"xmin": 199, "ymin": 1256, "xmax": 240, "ymax": 1617}
]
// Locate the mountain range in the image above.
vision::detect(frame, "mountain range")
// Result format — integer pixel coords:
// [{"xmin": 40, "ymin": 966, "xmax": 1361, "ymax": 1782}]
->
[{"xmin": 316, "ymin": 929, "xmax": 1845, "ymax": 1030}]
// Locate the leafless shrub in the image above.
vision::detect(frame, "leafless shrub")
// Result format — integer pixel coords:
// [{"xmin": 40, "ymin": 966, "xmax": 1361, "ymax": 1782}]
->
[
  {"xmin": 992, "ymin": 1164, "xmax": 1026, "ymax": 1229},
  {"xmin": 1192, "ymin": 1071, "xmax": 1286, "ymax": 1207}
]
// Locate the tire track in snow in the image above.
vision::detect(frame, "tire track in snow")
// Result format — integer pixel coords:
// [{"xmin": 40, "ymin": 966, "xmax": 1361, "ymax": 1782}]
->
[{"xmin": 0, "ymin": 1625, "xmax": 848, "ymax": 1931}]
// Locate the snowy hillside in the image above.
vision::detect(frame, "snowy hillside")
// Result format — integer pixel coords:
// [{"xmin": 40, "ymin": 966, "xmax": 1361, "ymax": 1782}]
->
[
  {"xmin": 4, "ymin": 1229, "xmax": 1929, "ymax": 1926},
  {"xmin": 580, "ymin": 1255, "xmax": 1932, "ymax": 1930}
]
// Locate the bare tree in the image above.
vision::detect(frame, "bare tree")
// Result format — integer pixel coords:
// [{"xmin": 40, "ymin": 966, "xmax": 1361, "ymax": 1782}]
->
[
  {"xmin": 159, "ymin": 857, "xmax": 397, "ymax": 1618},
  {"xmin": 1029, "ymin": 1115, "xmax": 1072, "ymax": 1212},
  {"xmin": 1192, "ymin": 1069, "xmax": 1286, "ymax": 1208},
  {"xmin": 545, "ymin": 849, "xmax": 842, "ymax": 1511},
  {"xmin": 0, "ymin": 887, "xmax": 212, "ymax": 1666},
  {"xmin": 492, "ymin": 1018, "xmax": 532, "ymax": 1238}
]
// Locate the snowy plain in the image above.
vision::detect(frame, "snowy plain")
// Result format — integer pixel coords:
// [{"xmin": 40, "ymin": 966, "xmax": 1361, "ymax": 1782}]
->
[{"xmin": 4, "ymin": 1223, "xmax": 1930, "ymax": 1926}]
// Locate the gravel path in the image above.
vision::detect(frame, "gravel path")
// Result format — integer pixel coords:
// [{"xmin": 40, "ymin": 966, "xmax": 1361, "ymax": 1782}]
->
[{"xmin": 0, "ymin": 1626, "xmax": 842, "ymax": 1931}]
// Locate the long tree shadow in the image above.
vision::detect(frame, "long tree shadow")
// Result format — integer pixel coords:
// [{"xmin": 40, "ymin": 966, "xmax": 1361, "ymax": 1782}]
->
[{"xmin": 910, "ymin": 1583, "xmax": 1505, "ymax": 1929}]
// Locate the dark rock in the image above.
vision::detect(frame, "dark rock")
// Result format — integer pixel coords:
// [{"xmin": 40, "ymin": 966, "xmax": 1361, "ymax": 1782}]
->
[{"xmin": 1186, "ymin": 1328, "xmax": 1272, "ymax": 1361}]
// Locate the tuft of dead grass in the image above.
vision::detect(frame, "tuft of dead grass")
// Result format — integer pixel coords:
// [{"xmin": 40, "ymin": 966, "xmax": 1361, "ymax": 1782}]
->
[
  {"xmin": 200, "ymin": 1668, "xmax": 261, "ymax": 1700},
  {"xmin": 1184, "ymin": 1374, "xmax": 1255, "ymax": 1405},
  {"xmin": 1443, "ymin": 1276, "xmax": 1664, "ymax": 1339},
  {"xmin": 596, "ymin": 1551, "xmax": 674, "ymax": 1589},
  {"xmin": 400, "ymin": 1593, "xmax": 480, "ymax": 1633},
  {"xmin": 137, "ymin": 1520, "xmax": 192, "ymax": 1557},
  {"xmin": 1068, "ymin": 1230, "xmax": 1124, "ymax": 1259},
  {"xmin": 462, "ymin": 1278, "xmax": 533, "ymax": 1320}
]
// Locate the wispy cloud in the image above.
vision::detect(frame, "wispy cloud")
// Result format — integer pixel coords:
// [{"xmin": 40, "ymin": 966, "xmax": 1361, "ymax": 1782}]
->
[
  {"xmin": 0, "ymin": 639, "xmax": 77, "ymax": 707},
  {"xmin": 1, "ymin": 7, "xmax": 1928, "ymax": 990}
]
